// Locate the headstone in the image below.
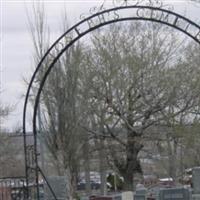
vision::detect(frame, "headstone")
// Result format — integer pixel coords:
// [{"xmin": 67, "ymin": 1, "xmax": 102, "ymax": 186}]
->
[
  {"xmin": 111, "ymin": 193, "xmax": 122, "ymax": 200},
  {"xmin": 136, "ymin": 189, "xmax": 147, "ymax": 195},
  {"xmin": 134, "ymin": 193, "xmax": 146, "ymax": 200},
  {"xmin": 193, "ymin": 194, "xmax": 200, "ymax": 200},
  {"xmin": 134, "ymin": 189, "xmax": 146, "ymax": 200},
  {"xmin": 113, "ymin": 195, "xmax": 122, "ymax": 200},
  {"xmin": 44, "ymin": 176, "xmax": 67, "ymax": 200},
  {"xmin": 80, "ymin": 197, "xmax": 90, "ymax": 200},
  {"xmin": 192, "ymin": 167, "xmax": 200, "ymax": 194},
  {"xmin": 159, "ymin": 188, "xmax": 190, "ymax": 200},
  {"xmin": 89, "ymin": 196, "xmax": 112, "ymax": 200},
  {"xmin": 121, "ymin": 191, "xmax": 133, "ymax": 200}
]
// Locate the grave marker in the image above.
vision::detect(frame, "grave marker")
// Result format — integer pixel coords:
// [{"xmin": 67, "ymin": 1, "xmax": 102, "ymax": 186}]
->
[
  {"xmin": 159, "ymin": 188, "xmax": 190, "ymax": 200},
  {"xmin": 192, "ymin": 167, "xmax": 200, "ymax": 194}
]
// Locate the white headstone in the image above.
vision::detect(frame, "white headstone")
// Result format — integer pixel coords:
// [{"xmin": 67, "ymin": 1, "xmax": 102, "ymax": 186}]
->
[{"xmin": 121, "ymin": 191, "xmax": 133, "ymax": 200}]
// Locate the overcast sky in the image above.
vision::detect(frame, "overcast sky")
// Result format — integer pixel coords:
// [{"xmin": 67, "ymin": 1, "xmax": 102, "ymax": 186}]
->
[{"xmin": 1, "ymin": 0, "xmax": 200, "ymax": 131}]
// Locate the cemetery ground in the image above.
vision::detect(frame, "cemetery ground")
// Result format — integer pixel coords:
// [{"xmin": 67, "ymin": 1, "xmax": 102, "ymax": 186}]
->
[
  {"xmin": 38, "ymin": 166, "xmax": 200, "ymax": 200},
  {"xmin": 0, "ymin": 125, "xmax": 200, "ymax": 200},
  {"xmin": 0, "ymin": 158, "xmax": 200, "ymax": 200}
]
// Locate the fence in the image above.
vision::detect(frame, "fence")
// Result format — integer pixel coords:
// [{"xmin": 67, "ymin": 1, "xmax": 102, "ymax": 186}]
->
[{"xmin": 0, "ymin": 177, "xmax": 26, "ymax": 200}]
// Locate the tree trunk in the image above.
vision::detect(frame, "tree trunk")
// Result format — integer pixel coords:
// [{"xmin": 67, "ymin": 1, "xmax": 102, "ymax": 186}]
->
[
  {"xmin": 65, "ymin": 168, "xmax": 75, "ymax": 200},
  {"xmin": 123, "ymin": 173, "xmax": 134, "ymax": 191},
  {"xmin": 167, "ymin": 136, "xmax": 177, "ymax": 180},
  {"xmin": 83, "ymin": 137, "xmax": 91, "ymax": 196},
  {"xmin": 119, "ymin": 131, "xmax": 143, "ymax": 191},
  {"xmin": 99, "ymin": 139, "xmax": 107, "ymax": 195},
  {"xmin": 119, "ymin": 89, "xmax": 143, "ymax": 191}
]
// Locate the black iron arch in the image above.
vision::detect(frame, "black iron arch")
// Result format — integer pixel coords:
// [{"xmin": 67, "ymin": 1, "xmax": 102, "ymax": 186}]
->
[{"xmin": 23, "ymin": 2, "xmax": 200, "ymax": 199}]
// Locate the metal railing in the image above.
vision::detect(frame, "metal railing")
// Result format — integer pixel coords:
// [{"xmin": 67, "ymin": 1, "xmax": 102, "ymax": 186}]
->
[{"xmin": 0, "ymin": 177, "xmax": 26, "ymax": 200}]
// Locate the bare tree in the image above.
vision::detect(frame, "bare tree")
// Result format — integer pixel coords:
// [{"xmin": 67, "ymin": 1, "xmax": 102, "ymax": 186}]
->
[
  {"xmin": 27, "ymin": 3, "xmax": 91, "ymax": 199},
  {"xmin": 0, "ymin": 101, "xmax": 10, "ymax": 131},
  {"xmin": 83, "ymin": 22, "xmax": 200, "ymax": 190}
]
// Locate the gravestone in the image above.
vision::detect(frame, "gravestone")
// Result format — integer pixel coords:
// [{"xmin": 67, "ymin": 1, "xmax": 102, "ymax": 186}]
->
[
  {"xmin": 44, "ymin": 176, "xmax": 67, "ymax": 200},
  {"xmin": 193, "ymin": 195, "xmax": 200, "ymax": 200},
  {"xmin": 80, "ymin": 197, "xmax": 90, "ymax": 200},
  {"xmin": 192, "ymin": 167, "xmax": 200, "ymax": 194},
  {"xmin": 121, "ymin": 191, "xmax": 133, "ymax": 200},
  {"xmin": 134, "ymin": 189, "xmax": 147, "ymax": 200},
  {"xmin": 159, "ymin": 188, "xmax": 190, "ymax": 200},
  {"xmin": 113, "ymin": 195, "xmax": 122, "ymax": 200},
  {"xmin": 89, "ymin": 196, "xmax": 112, "ymax": 200},
  {"xmin": 111, "ymin": 193, "xmax": 122, "ymax": 200},
  {"xmin": 89, "ymin": 192, "xmax": 133, "ymax": 200}
]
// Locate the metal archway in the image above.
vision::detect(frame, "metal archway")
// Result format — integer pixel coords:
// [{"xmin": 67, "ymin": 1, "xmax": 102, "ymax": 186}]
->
[{"xmin": 23, "ymin": 0, "xmax": 200, "ymax": 199}]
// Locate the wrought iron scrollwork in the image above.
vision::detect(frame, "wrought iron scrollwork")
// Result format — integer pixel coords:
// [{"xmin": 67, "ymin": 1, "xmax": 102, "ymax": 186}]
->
[
  {"xmin": 80, "ymin": 0, "xmax": 172, "ymax": 21},
  {"xmin": 112, "ymin": 0, "xmax": 166, "ymax": 8},
  {"xmin": 80, "ymin": 0, "xmax": 106, "ymax": 20},
  {"xmin": 113, "ymin": 0, "xmax": 173, "ymax": 10},
  {"xmin": 113, "ymin": 0, "xmax": 144, "ymax": 7}
]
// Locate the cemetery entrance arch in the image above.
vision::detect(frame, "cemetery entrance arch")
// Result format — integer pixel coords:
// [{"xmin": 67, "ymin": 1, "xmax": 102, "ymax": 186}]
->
[{"xmin": 23, "ymin": 0, "xmax": 200, "ymax": 199}]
